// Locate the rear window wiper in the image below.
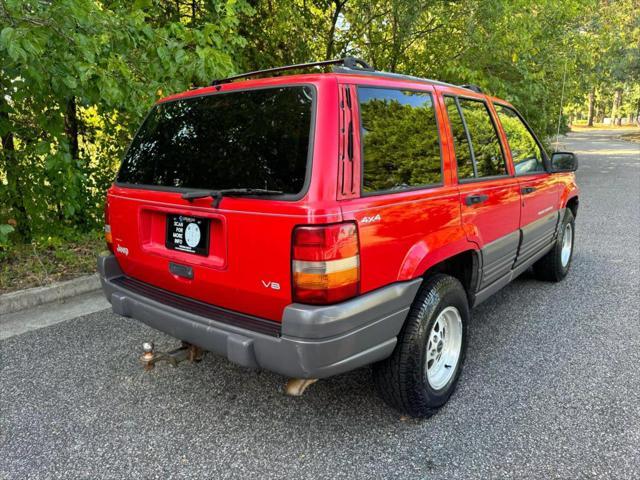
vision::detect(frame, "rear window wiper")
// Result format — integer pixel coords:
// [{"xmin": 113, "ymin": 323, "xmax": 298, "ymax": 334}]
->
[{"xmin": 181, "ymin": 188, "xmax": 284, "ymax": 208}]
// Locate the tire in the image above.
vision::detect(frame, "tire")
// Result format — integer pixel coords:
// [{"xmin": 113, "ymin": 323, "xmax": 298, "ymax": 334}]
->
[
  {"xmin": 372, "ymin": 274, "xmax": 469, "ymax": 418},
  {"xmin": 533, "ymin": 209, "xmax": 575, "ymax": 282}
]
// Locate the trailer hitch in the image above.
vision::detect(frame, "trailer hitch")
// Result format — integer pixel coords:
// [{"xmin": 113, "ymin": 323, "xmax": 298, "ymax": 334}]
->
[{"xmin": 140, "ymin": 341, "xmax": 204, "ymax": 370}]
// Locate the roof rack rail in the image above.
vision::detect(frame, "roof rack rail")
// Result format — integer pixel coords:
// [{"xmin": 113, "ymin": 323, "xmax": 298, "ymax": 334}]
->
[
  {"xmin": 210, "ymin": 57, "xmax": 374, "ymax": 86},
  {"xmin": 460, "ymin": 84, "xmax": 484, "ymax": 93},
  {"xmin": 333, "ymin": 67, "xmax": 458, "ymax": 89}
]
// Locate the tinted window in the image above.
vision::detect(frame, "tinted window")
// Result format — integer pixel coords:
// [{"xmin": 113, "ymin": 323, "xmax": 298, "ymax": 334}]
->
[
  {"xmin": 444, "ymin": 96, "xmax": 474, "ymax": 179},
  {"xmin": 495, "ymin": 104, "xmax": 545, "ymax": 174},
  {"xmin": 458, "ymin": 99, "xmax": 507, "ymax": 178},
  {"xmin": 117, "ymin": 86, "xmax": 314, "ymax": 194},
  {"xmin": 359, "ymin": 88, "xmax": 442, "ymax": 193}
]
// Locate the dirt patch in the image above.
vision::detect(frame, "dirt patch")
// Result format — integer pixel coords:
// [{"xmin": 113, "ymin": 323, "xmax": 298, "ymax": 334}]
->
[
  {"xmin": 0, "ymin": 233, "xmax": 104, "ymax": 294},
  {"xmin": 570, "ymin": 125, "xmax": 639, "ymax": 132},
  {"xmin": 618, "ymin": 131, "xmax": 640, "ymax": 144}
]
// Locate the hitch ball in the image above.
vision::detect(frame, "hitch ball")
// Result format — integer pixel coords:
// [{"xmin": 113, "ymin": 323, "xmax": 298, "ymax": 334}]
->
[{"xmin": 141, "ymin": 341, "xmax": 155, "ymax": 370}]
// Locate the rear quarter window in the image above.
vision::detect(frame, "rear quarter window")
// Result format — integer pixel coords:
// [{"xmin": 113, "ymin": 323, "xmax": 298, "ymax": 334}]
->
[{"xmin": 358, "ymin": 87, "xmax": 442, "ymax": 194}]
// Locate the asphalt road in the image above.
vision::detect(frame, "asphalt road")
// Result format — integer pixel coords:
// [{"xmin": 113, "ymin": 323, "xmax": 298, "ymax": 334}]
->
[{"xmin": 1, "ymin": 129, "xmax": 639, "ymax": 479}]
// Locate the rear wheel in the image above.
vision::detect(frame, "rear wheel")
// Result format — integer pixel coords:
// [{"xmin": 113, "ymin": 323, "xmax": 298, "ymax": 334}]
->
[
  {"xmin": 372, "ymin": 274, "xmax": 469, "ymax": 418},
  {"xmin": 533, "ymin": 209, "xmax": 575, "ymax": 282}
]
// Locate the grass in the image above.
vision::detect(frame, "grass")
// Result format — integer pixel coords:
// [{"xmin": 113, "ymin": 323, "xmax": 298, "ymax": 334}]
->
[{"xmin": 0, "ymin": 231, "xmax": 105, "ymax": 294}]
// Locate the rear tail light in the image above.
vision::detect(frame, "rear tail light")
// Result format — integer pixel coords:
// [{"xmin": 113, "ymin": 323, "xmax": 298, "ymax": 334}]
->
[
  {"xmin": 104, "ymin": 200, "xmax": 113, "ymax": 253},
  {"xmin": 292, "ymin": 222, "xmax": 360, "ymax": 304}
]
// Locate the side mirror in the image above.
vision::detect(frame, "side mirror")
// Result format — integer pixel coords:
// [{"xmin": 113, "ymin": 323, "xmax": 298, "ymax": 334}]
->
[{"xmin": 550, "ymin": 152, "xmax": 578, "ymax": 172}]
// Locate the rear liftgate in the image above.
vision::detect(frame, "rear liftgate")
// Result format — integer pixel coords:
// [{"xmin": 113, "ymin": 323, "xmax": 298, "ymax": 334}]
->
[{"xmin": 132, "ymin": 56, "xmax": 373, "ymax": 396}]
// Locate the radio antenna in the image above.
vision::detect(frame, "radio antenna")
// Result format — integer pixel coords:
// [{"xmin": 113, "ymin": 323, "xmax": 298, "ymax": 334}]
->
[{"xmin": 555, "ymin": 57, "xmax": 568, "ymax": 151}]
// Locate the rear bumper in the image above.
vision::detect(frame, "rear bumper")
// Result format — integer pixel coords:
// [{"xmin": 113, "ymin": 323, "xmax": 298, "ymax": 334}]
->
[{"xmin": 98, "ymin": 254, "xmax": 421, "ymax": 379}]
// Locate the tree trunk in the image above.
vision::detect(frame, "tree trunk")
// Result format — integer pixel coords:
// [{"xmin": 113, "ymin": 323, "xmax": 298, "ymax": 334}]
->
[
  {"xmin": 587, "ymin": 88, "xmax": 595, "ymax": 127},
  {"xmin": 64, "ymin": 96, "xmax": 79, "ymax": 160},
  {"xmin": 325, "ymin": 0, "xmax": 345, "ymax": 60},
  {"xmin": 616, "ymin": 90, "xmax": 623, "ymax": 126},
  {"xmin": 611, "ymin": 89, "xmax": 622, "ymax": 126},
  {"xmin": 389, "ymin": 9, "xmax": 400, "ymax": 72},
  {"xmin": 63, "ymin": 96, "xmax": 86, "ymax": 224},
  {"xmin": 1, "ymin": 115, "xmax": 31, "ymax": 242}
]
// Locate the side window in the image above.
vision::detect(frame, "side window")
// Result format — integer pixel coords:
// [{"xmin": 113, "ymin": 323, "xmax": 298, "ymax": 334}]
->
[
  {"xmin": 444, "ymin": 96, "xmax": 474, "ymax": 179},
  {"xmin": 359, "ymin": 87, "xmax": 442, "ymax": 193},
  {"xmin": 457, "ymin": 98, "xmax": 507, "ymax": 178},
  {"xmin": 495, "ymin": 104, "xmax": 545, "ymax": 174}
]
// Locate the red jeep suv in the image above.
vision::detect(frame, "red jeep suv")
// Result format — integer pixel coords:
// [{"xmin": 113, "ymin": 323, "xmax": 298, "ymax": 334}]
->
[{"xmin": 99, "ymin": 57, "xmax": 579, "ymax": 417}]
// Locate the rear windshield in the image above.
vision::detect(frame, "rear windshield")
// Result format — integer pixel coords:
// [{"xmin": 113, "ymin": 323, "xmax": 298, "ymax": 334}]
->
[{"xmin": 117, "ymin": 86, "xmax": 314, "ymax": 195}]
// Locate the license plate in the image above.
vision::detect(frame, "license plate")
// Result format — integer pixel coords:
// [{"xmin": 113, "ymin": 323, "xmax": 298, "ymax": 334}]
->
[{"xmin": 165, "ymin": 214, "xmax": 210, "ymax": 256}]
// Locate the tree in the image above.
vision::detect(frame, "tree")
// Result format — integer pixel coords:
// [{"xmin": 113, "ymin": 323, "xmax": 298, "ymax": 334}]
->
[
  {"xmin": 0, "ymin": 0, "xmax": 250, "ymax": 240},
  {"xmin": 1, "ymin": 0, "xmax": 638, "ymax": 246},
  {"xmin": 571, "ymin": 0, "xmax": 639, "ymax": 126}
]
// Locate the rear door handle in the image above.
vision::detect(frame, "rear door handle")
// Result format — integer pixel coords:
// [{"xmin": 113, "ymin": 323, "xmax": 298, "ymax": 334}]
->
[
  {"xmin": 521, "ymin": 186, "xmax": 536, "ymax": 195},
  {"xmin": 465, "ymin": 194, "xmax": 489, "ymax": 206}
]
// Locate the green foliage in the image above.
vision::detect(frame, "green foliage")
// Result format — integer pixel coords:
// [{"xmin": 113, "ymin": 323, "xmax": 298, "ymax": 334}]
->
[
  {"xmin": 498, "ymin": 115, "xmax": 540, "ymax": 162},
  {"xmin": 0, "ymin": 0, "xmax": 637, "ymax": 250},
  {"xmin": 459, "ymin": 101, "xmax": 507, "ymax": 177},
  {"xmin": 0, "ymin": 223, "xmax": 13, "ymax": 247},
  {"xmin": 0, "ymin": 0, "xmax": 250, "ymax": 242},
  {"xmin": 444, "ymin": 97, "xmax": 474, "ymax": 179},
  {"xmin": 495, "ymin": 105, "xmax": 546, "ymax": 173},
  {"xmin": 360, "ymin": 95, "xmax": 441, "ymax": 191},
  {"xmin": 238, "ymin": 0, "xmax": 638, "ymax": 135}
]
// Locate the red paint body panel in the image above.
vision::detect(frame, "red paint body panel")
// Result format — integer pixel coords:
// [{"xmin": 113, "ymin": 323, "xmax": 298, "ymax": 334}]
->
[
  {"xmin": 457, "ymin": 178, "xmax": 521, "ymax": 248},
  {"xmin": 108, "ymin": 186, "xmax": 342, "ymax": 321},
  {"xmin": 341, "ymin": 186, "xmax": 465, "ymax": 288},
  {"xmin": 106, "ymin": 72, "xmax": 579, "ymax": 324}
]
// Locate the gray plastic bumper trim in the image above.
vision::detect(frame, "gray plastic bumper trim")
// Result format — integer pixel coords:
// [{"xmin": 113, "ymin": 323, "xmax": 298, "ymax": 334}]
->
[
  {"xmin": 98, "ymin": 254, "xmax": 421, "ymax": 379},
  {"xmin": 282, "ymin": 280, "xmax": 422, "ymax": 339}
]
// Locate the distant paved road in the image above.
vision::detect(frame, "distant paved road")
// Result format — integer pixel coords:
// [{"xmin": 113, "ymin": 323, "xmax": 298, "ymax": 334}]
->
[{"xmin": 1, "ymin": 129, "xmax": 639, "ymax": 479}]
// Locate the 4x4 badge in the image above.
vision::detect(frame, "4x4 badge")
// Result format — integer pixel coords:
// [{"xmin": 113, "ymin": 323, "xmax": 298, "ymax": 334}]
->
[{"xmin": 360, "ymin": 214, "xmax": 381, "ymax": 224}]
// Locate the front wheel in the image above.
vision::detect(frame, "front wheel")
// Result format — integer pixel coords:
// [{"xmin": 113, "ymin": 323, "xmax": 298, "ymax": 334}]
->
[
  {"xmin": 533, "ymin": 209, "xmax": 575, "ymax": 282},
  {"xmin": 372, "ymin": 274, "xmax": 469, "ymax": 418}
]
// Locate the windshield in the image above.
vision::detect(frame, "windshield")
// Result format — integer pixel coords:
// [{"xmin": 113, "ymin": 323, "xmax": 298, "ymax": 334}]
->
[{"xmin": 116, "ymin": 86, "xmax": 314, "ymax": 195}]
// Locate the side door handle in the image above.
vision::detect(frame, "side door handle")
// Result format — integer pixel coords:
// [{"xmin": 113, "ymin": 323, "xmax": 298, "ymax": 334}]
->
[
  {"xmin": 465, "ymin": 194, "xmax": 489, "ymax": 206},
  {"xmin": 521, "ymin": 186, "xmax": 536, "ymax": 195}
]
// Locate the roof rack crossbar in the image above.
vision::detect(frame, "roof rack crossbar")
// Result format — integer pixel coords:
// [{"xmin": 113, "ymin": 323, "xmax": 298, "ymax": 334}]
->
[
  {"xmin": 460, "ymin": 84, "xmax": 484, "ymax": 93},
  {"xmin": 210, "ymin": 57, "xmax": 373, "ymax": 86}
]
